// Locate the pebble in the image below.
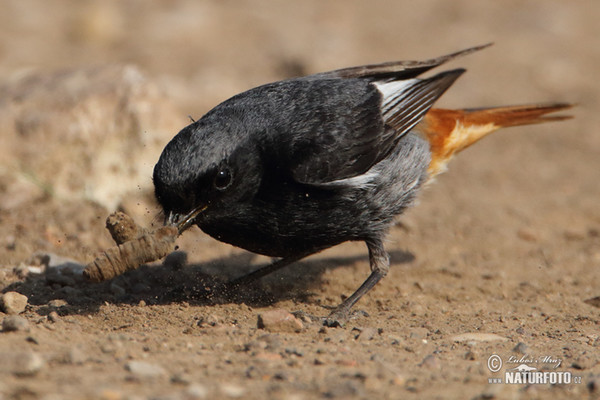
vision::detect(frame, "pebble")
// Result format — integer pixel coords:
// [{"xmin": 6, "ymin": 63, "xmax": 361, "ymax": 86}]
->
[
  {"xmin": 171, "ymin": 373, "xmax": 192, "ymax": 385},
  {"xmin": 48, "ymin": 311, "xmax": 60, "ymax": 323},
  {"xmin": 517, "ymin": 228, "xmax": 538, "ymax": 242},
  {"xmin": 451, "ymin": 333, "xmax": 508, "ymax": 343},
  {"xmin": 419, "ymin": 354, "xmax": 441, "ymax": 369},
  {"xmin": 48, "ymin": 299, "xmax": 68, "ymax": 308},
  {"xmin": 125, "ymin": 361, "xmax": 166, "ymax": 379},
  {"xmin": 0, "ymin": 291, "xmax": 28, "ymax": 314},
  {"xmin": 219, "ymin": 383, "xmax": 245, "ymax": 398},
  {"xmin": 0, "ymin": 351, "xmax": 44, "ymax": 376},
  {"xmin": 354, "ymin": 327, "xmax": 378, "ymax": 341},
  {"xmin": 64, "ymin": 347, "xmax": 87, "ymax": 365},
  {"xmin": 187, "ymin": 383, "xmax": 209, "ymax": 399},
  {"xmin": 257, "ymin": 309, "xmax": 303, "ymax": 333},
  {"xmin": 2, "ymin": 315, "xmax": 30, "ymax": 332},
  {"xmin": 512, "ymin": 342, "xmax": 529, "ymax": 354},
  {"xmin": 409, "ymin": 327, "xmax": 430, "ymax": 340}
]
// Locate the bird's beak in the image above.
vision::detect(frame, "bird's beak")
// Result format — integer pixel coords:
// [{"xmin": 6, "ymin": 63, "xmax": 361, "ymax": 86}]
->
[{"xmin": 166, "ymin": 205, "xmax": 208, "ymax": 235}]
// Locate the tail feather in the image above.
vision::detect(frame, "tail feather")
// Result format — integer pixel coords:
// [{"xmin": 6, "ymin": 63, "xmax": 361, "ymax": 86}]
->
[{"xmin": 418, "ymin": 103, "xmax": 573, "ymax": 176}]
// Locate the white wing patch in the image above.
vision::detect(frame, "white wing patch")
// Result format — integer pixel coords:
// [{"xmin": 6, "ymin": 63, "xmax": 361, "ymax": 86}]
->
[
  {"xmin": 374, "ymin": 79, "xmax": 419, "ymax": 115},
  {"xmin": 373, "ymin": 74, "xmax": 458, "ymax": 139},
  {"xmin": 314, "ymin": 171, "xmax": 379, "ymax": 189}
]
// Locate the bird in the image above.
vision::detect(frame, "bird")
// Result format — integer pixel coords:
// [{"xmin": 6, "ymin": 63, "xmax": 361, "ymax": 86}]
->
[{"xmin": 153, "ymin": 44, "xmax": 571, "ymax": 325}]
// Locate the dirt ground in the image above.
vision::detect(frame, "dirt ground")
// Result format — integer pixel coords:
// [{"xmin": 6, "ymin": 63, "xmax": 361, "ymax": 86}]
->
[{"xmin": 1, "ymin": 1, "xmax": 599, "ymax": 399}]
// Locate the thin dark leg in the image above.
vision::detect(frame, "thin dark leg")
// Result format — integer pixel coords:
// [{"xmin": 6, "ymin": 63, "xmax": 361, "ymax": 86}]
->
[
  {"xmin": 228, "ymin": 252, "xmax": 312, "ymax": 287},
  {"xmin": 325, "ymin": 238, "xmax": 389, "ymax": 326}
]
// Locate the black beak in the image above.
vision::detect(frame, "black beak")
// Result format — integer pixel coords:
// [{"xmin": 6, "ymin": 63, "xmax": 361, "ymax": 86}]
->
[{"xmin": 166, "ymin": 205, "xmax": 208, "ymax": 235}]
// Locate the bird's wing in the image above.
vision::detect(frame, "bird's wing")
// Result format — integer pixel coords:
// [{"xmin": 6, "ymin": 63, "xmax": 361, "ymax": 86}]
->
[
  {"xmin": 310, "ymin": 43, "xmax": 490, "ymax": 81},
  {"xmin": 288, "ymin": 69, "xmax": 464, "ymax": 185}
]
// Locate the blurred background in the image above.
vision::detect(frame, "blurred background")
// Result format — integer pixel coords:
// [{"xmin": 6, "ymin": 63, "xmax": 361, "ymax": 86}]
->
[{"xmin": 1, "ymin": 0, "xmax": 596, "ymax": 111}]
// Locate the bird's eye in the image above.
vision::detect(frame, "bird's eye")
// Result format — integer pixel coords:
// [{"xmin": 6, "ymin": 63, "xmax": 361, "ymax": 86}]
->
[{"xmin": 213, "ymin": 168, "xmax": 232, "ymax": 190}]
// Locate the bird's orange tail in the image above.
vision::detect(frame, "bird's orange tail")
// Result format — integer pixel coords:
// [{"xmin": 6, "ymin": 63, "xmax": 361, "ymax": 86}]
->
[{"xmin": 418, "ymin": 103, "xmax": 573, "ymax": 177}]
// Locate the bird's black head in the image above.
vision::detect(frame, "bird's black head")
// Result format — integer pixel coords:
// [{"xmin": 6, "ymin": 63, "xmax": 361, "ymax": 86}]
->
[{"xmin": 153, "ymin": 117, "xmax": 263, "ymax": 233}]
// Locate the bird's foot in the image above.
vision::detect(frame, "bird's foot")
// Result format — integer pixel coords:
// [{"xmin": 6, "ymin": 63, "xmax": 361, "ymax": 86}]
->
[{"xmin": 323, "ymin": 308, "xmax": 369, "ymax": 328}]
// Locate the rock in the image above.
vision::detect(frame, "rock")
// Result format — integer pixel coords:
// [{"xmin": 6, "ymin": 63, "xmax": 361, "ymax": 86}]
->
[
  {"xmin": 451, "ymin": 333, "xmax": 508, "ymax": 343},
  {"xmin": 0, "ymin": 351, "xmax": 44, "ymax": 376},
  {"xmin": 48, "ymin": 311, "xmax": 60, "ymax": 323},
  {"xmin": 187, "ymin": 383, "xmax": 209, "ymax": 399},
  {"xmin": 219, "ymin": 383, "xmax": 245, "ymax": 398},
  {"xmin": 512, "ymin": 342, "xmax": 529, "ymax": 354},
  {"xmin": 64, "ymin": 347, "xmax": 87, "ymax": 365},
  {"xmin": 2, "ymin": 315, "xmax": 30, "ymax": 332},
  {"xmin": 0, "ymin": 64, "xmax": 181, "ymax": 210},
  {"xmin": 409, "ymin": 327, "xmax": 430, "ymax": 340},
  {"xmin": 48, "ymin": 299, "xmax": 68, "ymax": 308},
  {"xmin": 517, "ymin": 228, "xmax": 538, "ymax": 242},
  {"xmin": 257, "ymin": 309, "xmax": 303, "ymax": 333},
  {"xmin": 0, "ymin": 291, "xmax": 28, "ymax": 314},
  {"xmin": 125, "ymin": 361, "xmax": 166, "ymax": 379},
  {"xmin": 354, "ymin": 327, "xmax": 378, "ymax": 341},
  {"xmin": 419, "ymin": 354, "xmax": 441, "ymax": 369}
]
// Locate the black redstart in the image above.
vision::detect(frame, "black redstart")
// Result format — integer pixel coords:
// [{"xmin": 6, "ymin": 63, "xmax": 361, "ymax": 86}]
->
[{"xmin": 153, "ymin": 44, "xmax": 571, "ymax": 325}]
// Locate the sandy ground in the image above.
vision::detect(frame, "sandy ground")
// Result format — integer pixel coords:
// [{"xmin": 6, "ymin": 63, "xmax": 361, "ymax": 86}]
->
[{"xmin": 1, "ymin": 1, "xmax": 599, "ymax": 399}]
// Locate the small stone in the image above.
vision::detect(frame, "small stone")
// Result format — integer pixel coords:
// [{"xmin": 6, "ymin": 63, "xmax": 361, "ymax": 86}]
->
[
  {"xmin": 336, "ymin": 358, "xmax": 358, "ymax": 367},
  {"xmin": 48, "ymin": 311, "xmax": 60, "ymax": 323},
  {"xmin": 517, "ymin": 228, "xmax": 538, "ymax": 242},
  {"xmin": 257, "ymin": 309, "xmax": 303, "ymax": 333},
  {"xmin": 125, "ymin": 361, "xmax": 166, "ymax": 379},
  {"xmin": 393, "ymin": 374, "xmax": 408, "ymax": 386},
  {"xmin": 48, "ymin": 299, "xmax": 68, "ymax": 308},
  {"xmin": 451, "ymin": 333, "xmax": 508, "ymax": 343},
  {"xmin": 171, "ymin": 373, "xmax": 192, "ymax": 385},
  {"xmin": 419, "ymin": 354, "xmax": 441, "ymax": 369},
  {"xmin": 187, "ymin": 383, "xmax": 208, "ymax": 399},
  {"xmin": 584, "ymin": 297, "xmax": 600, "ymax": 309},
  {"xmin": 512, "ymin": 342, "xmax": 529, "ymax": 354},
  {"xmin": 285, "ymin": 348, "xmax": 304, "ymax": 357},
  {"xmin": 409, "ymin": 327, "xmax": 429, "ymax": 340},
  {"xmin": 355, "ymin": 327, "xmax": 378, "ymax": 341},
  {"xmin": 2, "ymin": 315, "xmax": 30, "ymax": 332},
  {"xmin": 220, "ymin": 383, "xmax": 245, "ymax": 398},
  {"xmin": 0, "ymin": 351, "xmax": 44, "ymax": 376},
  {"xmin": 0, "ymin": 292, "xmax": 28, "ymax": 315},
  {"xmin": 197, "ymin": 314, "xmax": 221, "ymax": 327},
  {"xmin": 64, "ymin": 347, "xmax": 87, "ymax": 365}
]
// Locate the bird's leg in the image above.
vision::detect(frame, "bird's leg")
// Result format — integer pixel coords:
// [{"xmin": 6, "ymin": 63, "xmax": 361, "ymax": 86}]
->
[
  {"xmin": 228, "ymin": 252, "xmax": 311, "ymax": 287},
  {"xmin": 325, "ymin": 238, "xmax": 389, "ymax": 327}
]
